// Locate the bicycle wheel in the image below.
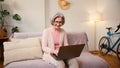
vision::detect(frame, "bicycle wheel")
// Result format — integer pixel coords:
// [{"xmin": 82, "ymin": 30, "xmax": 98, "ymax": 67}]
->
[
  {"xmin": 117, "ymin": 43, "xmax": 120, "ymax": 61},
  {"xmin": 99, "ymin": 36, "xmax": 110, "ymax": 55}
]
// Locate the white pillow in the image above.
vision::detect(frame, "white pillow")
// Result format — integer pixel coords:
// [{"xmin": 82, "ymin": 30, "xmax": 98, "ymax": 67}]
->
[{"xmin": 3, "ymin": 37, "xmax": 43, "ymax": 65}]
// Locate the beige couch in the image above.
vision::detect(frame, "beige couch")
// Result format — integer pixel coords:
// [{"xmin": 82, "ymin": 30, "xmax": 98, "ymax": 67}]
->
[{"xmin": 4, "ymin": 32, "xmax": 109, "ymax": 68}]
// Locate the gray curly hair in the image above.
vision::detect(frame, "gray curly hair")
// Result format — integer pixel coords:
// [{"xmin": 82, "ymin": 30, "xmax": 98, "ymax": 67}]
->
[{"xmin": 51, "ymin": 12, "xmax": 65, "ymax": 25}]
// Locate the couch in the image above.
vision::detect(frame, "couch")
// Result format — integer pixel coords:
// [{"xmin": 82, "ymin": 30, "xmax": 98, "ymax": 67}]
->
[{"xmin": 3, "ymin": 32, "xmax": 109, "ymax": 68}]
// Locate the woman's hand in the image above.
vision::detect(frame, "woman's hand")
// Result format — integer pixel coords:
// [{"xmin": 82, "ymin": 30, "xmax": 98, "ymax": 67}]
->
[{"xmin": 50, "ymin": 50, "xmax": 59, "ymax": 55}]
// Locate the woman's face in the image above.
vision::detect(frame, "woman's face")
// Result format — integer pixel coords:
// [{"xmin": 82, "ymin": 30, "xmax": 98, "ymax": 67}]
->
[{"xmin": 53, "ymin": 17, "xmax": 63, "ymax": 30}]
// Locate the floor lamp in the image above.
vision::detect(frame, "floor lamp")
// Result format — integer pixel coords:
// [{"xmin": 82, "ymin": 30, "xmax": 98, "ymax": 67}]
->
[{"xmin": 93, "ymin": 12, "xmax": 103, "ymax": 50}]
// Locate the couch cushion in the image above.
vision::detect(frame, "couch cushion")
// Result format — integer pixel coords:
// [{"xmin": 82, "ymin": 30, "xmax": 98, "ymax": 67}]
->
[
  {"xmin": 5, "ymin": 59, "xmax": 56, "ymax": 68},
  {"xmin": 77, "ymin": 52, "xmax": 109, "ymax": 68},
  {"xmin": 4, "ymin": 37, "xmax": 43, "ymax": 65}
]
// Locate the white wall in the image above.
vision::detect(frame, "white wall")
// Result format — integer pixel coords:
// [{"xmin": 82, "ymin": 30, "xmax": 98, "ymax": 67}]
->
[
  {"xmin": 5, "ymin": 0, "xmax": 45, "ymax": 36},
  {"xmin": 45, "ymin": 0, "xmax": 97, "ymax": 50},
  {"xmin": 96, "ymin": 0, "xmax": 120, "ymax": 50},
  {"xmin": 4, "ymin": 0, "xmax": 120, "ymax": 51},
  {"xmin": 45, "ymin": 0, "xmax": 120, "ymax": 51}
]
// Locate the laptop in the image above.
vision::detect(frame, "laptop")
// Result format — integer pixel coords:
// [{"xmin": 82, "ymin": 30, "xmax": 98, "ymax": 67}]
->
[{"xmin": 51, "ymin": 44, "xmax": 85, "ymax": 60}]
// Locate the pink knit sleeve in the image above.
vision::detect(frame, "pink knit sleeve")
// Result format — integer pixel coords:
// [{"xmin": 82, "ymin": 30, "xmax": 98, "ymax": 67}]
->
[{"xmin": 42, "ymin": 29, "xmax": 52, "ymax": 54}]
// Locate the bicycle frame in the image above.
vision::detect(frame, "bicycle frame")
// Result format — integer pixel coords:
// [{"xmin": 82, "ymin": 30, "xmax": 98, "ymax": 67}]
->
[
  {"xmin": 107, "ymin": 31, "xmax": 120, "ymax": 53},
  {"xmin": 99, "ymin": 25, "xmax": 120, "ymax": 61}
]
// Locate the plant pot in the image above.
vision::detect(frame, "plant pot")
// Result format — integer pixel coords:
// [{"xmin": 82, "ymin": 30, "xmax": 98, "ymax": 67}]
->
[{"xmin": 0, "ymin": 28, "xmax": 7, "ymax": 38}]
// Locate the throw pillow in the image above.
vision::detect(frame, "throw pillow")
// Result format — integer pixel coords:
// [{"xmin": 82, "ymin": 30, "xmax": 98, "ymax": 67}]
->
[{"xmin": 3, "ymin": 37, "xmax": 43, "ymax": 65}]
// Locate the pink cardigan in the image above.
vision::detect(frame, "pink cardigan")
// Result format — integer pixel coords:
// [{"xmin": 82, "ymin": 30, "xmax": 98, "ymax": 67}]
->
[{"xmin": 42, "ymin": 27, "xmax": 68, "ymax": 54}]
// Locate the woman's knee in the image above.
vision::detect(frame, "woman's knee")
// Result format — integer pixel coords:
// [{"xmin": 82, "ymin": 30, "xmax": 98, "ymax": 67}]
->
[
  {"xmin": 69, "ymin": 58, "xmax": 78, "ymax": 63},
  {"xmin": 68, "ymin": 58, "xmax": 79, "ymax": 68},
  {"xmin": 56, "ymin": 60, "xmax": 65, "ymax": 68}
]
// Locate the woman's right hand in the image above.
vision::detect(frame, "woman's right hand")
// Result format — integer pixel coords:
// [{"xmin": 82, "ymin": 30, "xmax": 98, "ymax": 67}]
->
[{"xmin": 50, "ymin": 50, "xmax": 58, "ymax": 55}]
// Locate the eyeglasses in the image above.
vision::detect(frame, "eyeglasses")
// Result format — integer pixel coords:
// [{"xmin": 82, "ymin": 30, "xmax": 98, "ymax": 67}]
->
[{"xmin": 54, "ymin": 21, "xmax": 63, "ymax": 25}]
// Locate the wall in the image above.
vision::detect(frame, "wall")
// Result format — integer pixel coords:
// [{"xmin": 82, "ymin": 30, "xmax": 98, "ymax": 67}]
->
[
  {"xmin": 45, "ymin": 0, "xmax": 97, "ymax": 50},
  {"xmin": 45, "ymin": 0, "xmax": 120, "ymax": 51},
  {"xmin": 96, "ymin": 0, "xmax": 120, "ymax": 50},
  {"xmin": 4, "ymin": 0, "xmax": 120, "ymax": 51},
  {"xmin": 5, "ymin": 0, "xmax": 45, "ymax": 36}
]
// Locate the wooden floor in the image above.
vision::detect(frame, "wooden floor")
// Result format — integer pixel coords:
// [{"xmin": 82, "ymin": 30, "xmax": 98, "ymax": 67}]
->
[
  {"xmin": 0, "ymin": 51, "xmax": 120, "ymax": 68},
  {"xmin": 90, "ymin": 50, "xmax": 120, "ymax": 68}
]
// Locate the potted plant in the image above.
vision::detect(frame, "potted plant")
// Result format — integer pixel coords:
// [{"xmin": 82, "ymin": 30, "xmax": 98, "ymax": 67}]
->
[{"xmin": 0, "ymin": 0, "xmax": 21, "ymax": 37}]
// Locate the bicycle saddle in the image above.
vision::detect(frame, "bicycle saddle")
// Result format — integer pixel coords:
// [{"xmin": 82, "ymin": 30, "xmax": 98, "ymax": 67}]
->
[{"xmin": 106, "ymin": 27, "xmax": 112, "ymax": 31}]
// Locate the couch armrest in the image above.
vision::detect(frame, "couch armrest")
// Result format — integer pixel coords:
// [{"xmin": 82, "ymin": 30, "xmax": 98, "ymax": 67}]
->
[{"xmin": 10, "ymin": 32, "xmax": 42, "ymax": 39}]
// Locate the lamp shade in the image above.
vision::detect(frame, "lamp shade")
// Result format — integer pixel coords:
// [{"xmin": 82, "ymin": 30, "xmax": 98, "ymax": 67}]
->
[{"xmin": 90, "ymin": 12, "xmax": 103, "ymax": 22}]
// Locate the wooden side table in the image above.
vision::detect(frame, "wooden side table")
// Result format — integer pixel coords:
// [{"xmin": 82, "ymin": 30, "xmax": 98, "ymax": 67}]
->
[{"xmin": 0, "ymin": 37, "xmax": 9, "ymax": 60}]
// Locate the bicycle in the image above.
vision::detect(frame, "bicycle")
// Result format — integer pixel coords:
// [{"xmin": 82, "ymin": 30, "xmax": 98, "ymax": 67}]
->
[{"xmin": 98, "ymin": 24, "xmax": 120, "ymax": 61}]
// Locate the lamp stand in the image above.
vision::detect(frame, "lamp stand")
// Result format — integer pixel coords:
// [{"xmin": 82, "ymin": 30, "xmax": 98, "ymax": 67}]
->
[{"xmin": 94, "ymin": 21, "xmax": 97, "ymax": 50}]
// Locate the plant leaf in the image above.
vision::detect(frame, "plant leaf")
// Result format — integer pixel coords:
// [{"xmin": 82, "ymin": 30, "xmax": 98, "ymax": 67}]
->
[
  {"xmin": 12, "ymin": 26, "xmax": 19, "ymax": 33},
  {"xmin": 1, "ymin": 10, "xmax": 10, "ymax": 16},
  {"xmin": 13, "ymin": 14, "xmax": 21, "ymax": 21}
]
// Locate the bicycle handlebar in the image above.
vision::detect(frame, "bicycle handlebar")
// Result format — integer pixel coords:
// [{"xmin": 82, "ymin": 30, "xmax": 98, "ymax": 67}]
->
[{"xmin": 115, "ymin": 24, "xmax": 120, "ymax": 32}]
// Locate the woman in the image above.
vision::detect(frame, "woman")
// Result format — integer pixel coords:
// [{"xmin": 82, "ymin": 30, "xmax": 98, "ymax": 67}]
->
[{"xmin": 42, "ymin": 13, "xmax": 79, "ymax": 68}]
